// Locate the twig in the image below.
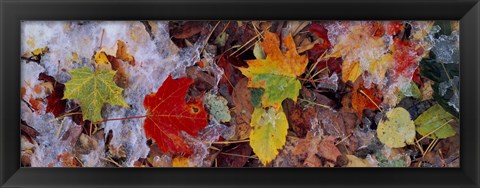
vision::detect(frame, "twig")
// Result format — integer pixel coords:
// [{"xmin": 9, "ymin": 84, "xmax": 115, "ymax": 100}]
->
[
  {"xmin": 219, "ymin": 152, "xmax": 258, "ymax": 159},
  {"xmin": 208, "ymin": 140, "xmax": 250, "ymax": 144},
  {"xmin": 54, "ymin": 112, "xmax": 82, "ymax": 121},
  {"xmin": 99, "ymin": 29, "xmax": 105, "ymax": 49},
  {"xmin": 200, "ymin": 21, "xmax": 221, "ymax": 55},
  {"xmin": 235, "ymin": 41, "xmax": 257, "ymax": 58},
  {"xmin": 335, "ymin": 133, "xmax": 353, "ymax": 146},
  {"xmin": 74, "ymin": 155, "xmax": 84, "ymax": 167},
  {"xmin": 414, "ymin": 138, "xmax": 425, "ymax": 155},
  {"xmin": 359, "ymin": 89, "xmax": 382, "ymax": 112},
  {"xmin": 55, "ymin": 120, "xmax": 64, "ymax": 139},
  {"xmin": 424, "ymin": 138, "xmax": 439, "ymax": 155},
  {"xmin": 416, "ymin": 119, "xmax": 454, "ymax": 143},
  {"xmin": 298, "ymin": 98, "xmax": 331, "ymax": 109},
  {"xmin": 93, "ymin": 115, "xmax": 148, "ymax": 124},
  {"xmin": 304, "ymin": 51, "xmax": 327, "ymax": 81},
  {"xmin": 101, "ymin": 157, "xmax": 122, "ymax": 167},
  {"xmin": 230, "ymin": 29, "xmax": 267, "ymax": 57}
]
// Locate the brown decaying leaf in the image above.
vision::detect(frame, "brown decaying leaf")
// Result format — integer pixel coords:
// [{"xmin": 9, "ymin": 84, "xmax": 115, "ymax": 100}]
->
[
  {"xmin": 60, "ymin": 124, "xmax": 83, "ymax": 146},
  {"xmin": 318, "ymin": 136, "xmax": 342, "ymax": 166},
  {"xmin": 106, "ymin": 40, "xmax": 137, "ymax": 88},
  {"xmin": 56, "ymin": 152, "xmax": 81, "ymax": 167},
  {"xmin": 231, "ymin": 78, "xmax": 253, "ymax": 140},
  {"xmin": 171, "ymin": 21, "xmax": 206, "ymax": 39},
  {"xmin": 293, "ymin": 131, "xmax": 323, "ymax": 167},
  {"xmin": 284, "ymin": 88, "xmax": 335, "ymax": 138},
  {"xmin": 74, "ymin": 133, "xmax": 98, "ymax": 155},
  {"xmin": 272, "ymin": 136, "xmax": 302, "ymax": 167},
  {"xmin": 216, "ymin": 143, "xmax": 252, "ymax": 167},
  {"xmin": 38, "ymin": 73, "xmax": 67, "ymax": 117},
  {"xmin": 185, "ymin": 66, "xmax": 216, "ymax": 100},
  {"xmin": 21, "ymin": 122, "xmax": 39, "ymax": 140}
]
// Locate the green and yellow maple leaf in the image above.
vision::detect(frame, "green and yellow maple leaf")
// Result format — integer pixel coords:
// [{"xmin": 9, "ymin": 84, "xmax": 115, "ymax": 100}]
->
[
  {"xmin": 239, "ymin": 31, "xmax": 308, "ymax": 110},
  {"xmin": 249, "ymin": 107, "xmax": 288, "ymax": 166},
  {"xmin": 63, "ymin": 67, "xmax": 128, "ymax": 122}
]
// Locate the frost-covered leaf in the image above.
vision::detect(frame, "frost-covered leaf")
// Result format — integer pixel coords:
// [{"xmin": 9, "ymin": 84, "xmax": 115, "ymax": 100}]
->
[
  {"xmin": 327, "ymin": 24, "xmax": 387, "ymax": 83},
  {"xmin": 368, "ymin": 54, "xmax": 393, "ymax": 82},
  {"xmin": 377, "ymin": 107, "xmax": 415, "ymax": 148},
  {"xmin": 415, "ymin": 104, "xmax": 456, "ymax": 139},
  {"xmin": 239, "ymin": 31, "xmax": 308, "ymax": 110},
  {"xmin": 391, "ymin": 38, "xmax": 423, "ymax": 79},
  {"xmin": 63, "ymin": 67, "xmax": 129, "ymax": 122},
  {"xmin": 420, "ymin": 52, "xmax": 459, "ymax": 117},
  {"xmin": 250, "ymin": 107, "xmax": 288, "ymax": 166},
  {"xmin": 143, "ymin": 76, "xmax": 208, "ymax": 154}
]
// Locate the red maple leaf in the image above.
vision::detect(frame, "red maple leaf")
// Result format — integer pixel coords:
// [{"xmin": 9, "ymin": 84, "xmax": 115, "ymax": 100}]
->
[
  {"xmin": 307, "ymin": 23, "xmax": 331, "ymax": 61},
  {"xmin": 392, "ymin": 38, "xmax": 423, "ymax": 79},
  {"xmin": 386, "ymin": 21, "xmax": 404, "ymax": 36},
  {"xmin": 39, "ymin": 73, "xmax": 66, "ymax": 117},
  {"xmin": 143, "ymin": 75, "xmax": 208, "ymax": 154}
]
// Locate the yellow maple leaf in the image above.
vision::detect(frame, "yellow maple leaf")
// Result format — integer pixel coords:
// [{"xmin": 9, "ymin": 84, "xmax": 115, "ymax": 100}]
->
[
  {"xmin": 249, "ymin": 107, "xmax": 288, "ymax": 166},
  {"xmin": 172, "ymin": 156, "xmax": 190, "ymax": 167},
  {"xmin": 94, "ymin": 51, "xmax": 110, "ymax": 65}
]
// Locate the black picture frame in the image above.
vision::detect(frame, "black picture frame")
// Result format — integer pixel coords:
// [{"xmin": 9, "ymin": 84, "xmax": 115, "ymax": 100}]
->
[{"xmin": 1, "ymin": 0, "xmax": 479, "ymax": 187}]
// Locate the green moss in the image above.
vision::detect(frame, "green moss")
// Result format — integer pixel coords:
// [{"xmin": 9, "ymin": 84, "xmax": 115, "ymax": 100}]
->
[{"xmin": 205, "ymin": 93, "xmax": 231, "ymax": 123}]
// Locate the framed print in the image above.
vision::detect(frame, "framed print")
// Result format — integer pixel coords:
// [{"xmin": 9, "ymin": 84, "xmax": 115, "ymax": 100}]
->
[{"xmin": 1, "ymin": 0, "xmax": 479, "ymax": 187}]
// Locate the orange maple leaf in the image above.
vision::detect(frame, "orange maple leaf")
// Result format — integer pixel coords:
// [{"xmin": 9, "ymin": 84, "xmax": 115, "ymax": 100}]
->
[{"xmin": 351, "ymin": 79, "xmax": 382, "ymax": 119}]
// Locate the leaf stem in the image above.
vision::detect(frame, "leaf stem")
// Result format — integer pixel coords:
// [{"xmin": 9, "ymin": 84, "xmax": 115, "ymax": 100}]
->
[
  {"xmin": 358, "ymin": 89, "xmax": 382, "ymax": 112},
  {"xmin": 208, "ymin": 139, "xmax": 250, "ymax": 144},
  {"xmin": 93, "ymin": 115, "xmax": 148, "ymax": 124},
  {"xmin": 298, "ymin": 98, "xmax": 331, "ymax": 109},
  {"xmin": 219, "ymin": 152, "xmax": 258, "ymax": 159},
  {"xmin": 335, "ymin": 133, "xmax": 353, "ymax": 146},
  {"xmin": 200, "ymin": 21, "xmax": 221, "ymax": 55},
  {"xmin": 416, "ymin": 119, "xmax": 454, "ymax": 143}
]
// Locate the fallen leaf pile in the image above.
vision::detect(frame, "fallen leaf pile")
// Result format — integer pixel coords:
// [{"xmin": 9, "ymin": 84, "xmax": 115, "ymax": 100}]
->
[{"xmin": 20, "ymin": 20, "xmax": 460, "ymax": 167}]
